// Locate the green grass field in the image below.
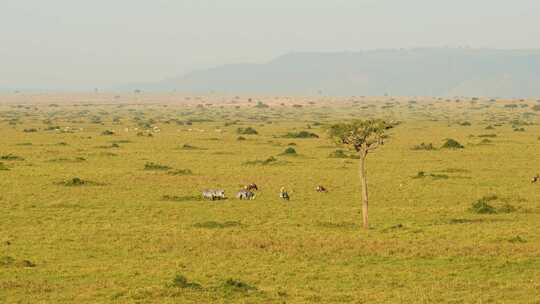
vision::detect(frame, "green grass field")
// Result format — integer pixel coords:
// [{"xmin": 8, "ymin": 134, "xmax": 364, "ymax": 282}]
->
[{"xmin": 1, "ymin": 94, "xmax": 539, "ymax": 303}]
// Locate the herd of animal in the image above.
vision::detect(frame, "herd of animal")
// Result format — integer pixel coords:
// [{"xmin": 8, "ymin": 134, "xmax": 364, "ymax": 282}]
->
[
  {"xmin": 201, "ymin": 175, "xmax": 538, "ymax": 201},
  {"xmin": 202, "ymin": 183, "xmax": 328, "ymax": 201}
]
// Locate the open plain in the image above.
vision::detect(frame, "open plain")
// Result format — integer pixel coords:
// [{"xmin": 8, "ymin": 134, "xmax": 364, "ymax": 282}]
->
[{"xmin": 1, "ymin": 93, "xmax": 539, "ymax": 303}]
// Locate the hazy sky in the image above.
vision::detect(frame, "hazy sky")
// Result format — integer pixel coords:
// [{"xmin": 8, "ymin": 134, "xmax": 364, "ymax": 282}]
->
[{"xmin": 1, "ymin": 0, "xmax": 539, "ymax": 90}]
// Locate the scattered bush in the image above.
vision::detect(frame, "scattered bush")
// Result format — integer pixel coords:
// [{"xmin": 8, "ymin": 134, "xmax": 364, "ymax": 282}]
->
[
  {"xmin": 144, "ymin": 162, "xmax": 171, "ymax": 171},
  {"xmin": 0, "ymin": 162, "xmax": 9, "ymax": 171},
  {"xmin": 478, "ymin": 134, "xmax": 497, "ymax": 138},
  {"xmin": 237, "ymin": 136, "xmax": 246, "ymax": 141},
  {"xmin": 459, "ymin": 121, "xmax": 471, "ymax": 126},
  {"xmin": 221, "ymin": 278, "xmax": 257, "ymax": 293},
  {"xmin": 254, "ymin": 101, "xmax": 269, "ymax": 108},
  {"xmin": 470, "ymin": 199, "xmax": 497, "ymax": 214},
  {"xmin": 56, "ymin": 177, "xmax": 102, "ymax": 187},
  {"xmin": 23, "ymin": 128, "xmax": 38, "ymax": 133},
  {"xmin": 237, "ymin": 127, "xmax": 258, "ymax": 135},
  {"xmin": 485, "ymin": 125, "xmax": 495, "ymax": 130},
  {"xmin": 171, "ymin": 274, "xmax": 202, "ymax": 289},
  {"xmin": 283, "ymin": 131, "xmax": 319, "ymax": 138},
  {"xmin": 513, "ymin": 127, "xmax": 525, "ymax": 132},
  {"xmin": 193, "ymin": 221, "xmax": 241, "ymax": 229},
  {"xmin": 411, "ymin": 143, "xmax": 435, "ymax": 150},
  {"xmin": 281, "ymin": 147, "xmax": 297, "ymax": 155},
  {"xmin": 167, "ymin": 169, "xmax": 193, "ymax": 176},
  {"xmin": 441, "ymin": 139, "xmax": 464, "ymax": 149},
  {"xmin": 162, "ymin": 195, "xmax": 201, "ymax": 202},
  {"xmin": 243, "ymin": 156, "xmax": 281, "ymax": 166},
  {"xmin": 0, "ymin": 154, "xmax": 24, "ymax": 161},
  {"xmin": 101, "ymin": 130, "xmax": 115, "ymax": 135},
  {"xmin": 508, "ymin": 236, "xmax": 527, "ymax": 243}
]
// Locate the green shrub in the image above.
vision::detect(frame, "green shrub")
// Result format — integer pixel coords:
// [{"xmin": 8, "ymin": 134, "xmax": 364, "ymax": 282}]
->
[
  {"xmin": 237, "ymin": 136, "xmax": 246, "ymax": 141},
  {"xmin": 101, "ymin": 130, "xmax": 115, "ymax": 135},
  {"xmin": 193, "ymin": 221, "xmax": 241, "ymax": 229},
  {"xmin": 283, "ymin": 131, "xmax": 319, "ymax": 138},
  {"xmin": 162, "ymin": 195, "xmax": 201, "ymax": 202},
  {"xmin": 171, "ymin": 274, "xmax": 202, "ymax": 289},
  {"xmin": 221, "ymin": 278, "xmax": 257, "ymax": 293},
  {"xmin": 167, "ymin": 169, "xmax": 193, "ymax": 176},
  {"xmin": 144, "ymin": 162, "xmax": 171, "ymax": 171},
  {"xmin": 281, "ymin": 147, "xmax": 297, "ymax": 155},
  {"xmin": 237, "ymin": 127, "xmax": 258, "ymax": 135},
  {"xmin": 441, "ymin": 139, "xmax": 464, "ymax": 149},
  {"xmin": 469, "ymin": 196, "xmax": 499, "ymax": 214},
  {"xmin": 0, "ymin": 154, "xmax": 24, "ymax": 161},
  {"xmin": 412, "ymin": 143, "xmax": 435, "ymax": 150},
  {"xmin": 0, "ymin": 162, "xmax": 9, "ymax": 171}
]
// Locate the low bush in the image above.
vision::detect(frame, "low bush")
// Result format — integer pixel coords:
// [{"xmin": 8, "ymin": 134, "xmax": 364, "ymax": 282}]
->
[
  {"xmin": 144, "ymin": 162, "xmax": 171, "ymax": 171},
  {"xmin": 283, "ymin": 131, "xmax": 319, "ymax": 138},
  {"xmin": 441, "ymin": 139, "xmax": 464, "ymax": 149},
  {"xmin": 281, "ymin": 147, "xmax": 297, "ymax": 155},
  {"xmin": 0, "ymin": 162, "xmax": 9, "ymax": 171},
  {"xmin": 193, "ymin": 221, "xmax": 241, "ymax": 229},
  {"xmin": 171, "ymin": 274, "xmax": 202, "ymax": 289},
  {"xmin": 0, "ymin": 154, "xmax": 24, "ymax": 161},
  {"xmin": 237, "ymin": 127, "xmax": 258, "ymax": 135},
  {"xmin": 412, "ymin": 143, "xmax": 435, "ymax": 150},
  {"xmin": 167, "ymin": 169, "xmax": 193, "ymax": 176}
]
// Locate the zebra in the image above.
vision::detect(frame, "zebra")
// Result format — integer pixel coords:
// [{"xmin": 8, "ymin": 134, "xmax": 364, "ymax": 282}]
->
[
  {"xmin": 236, "ymin": 189, "xmax": 256, "ymax": 200},
  {"xmin": 316, "ymin": 185, "xmax": 328, "ymax": 193},
  {"xmin": 245, "ymin": 183, "xmax": 258, "ymax": 191},
  {"xmin": 202, "ymin": 189, "xmax": 226, "ymax": 200},
  {"xmin": 532, "ymin": 174, "xmax": 540, "ymax": 183},
  {"xmin": 279, "ymin": 187, "xmax": 290, "ymax": 201}
]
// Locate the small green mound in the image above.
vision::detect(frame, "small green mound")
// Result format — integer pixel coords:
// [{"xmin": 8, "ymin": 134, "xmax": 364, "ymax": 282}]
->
[
  {"xmin": 193, "ymin": 221, "xmax": 242, "ymax": 229},
  {"xmin": 171, "ymin": 274, "xmax": 202, "ymax": 289},
  {"xmin": 243, "ymin": 156, "xmax": 282, "ymax": 166},
  {"xmin": 167, "ymin": 169, "xmax": 193, "ymax": 176},
  {"xmin": 281, "ymin": 147, "xmax": 297, "ymax": 155},
  {"xmin": 0, "ymin": 154, "xmax": 24, "ymax": 161},
  {"xmin": 101, "ymin": 130, "xmax": 115, "ymax": 135},
  {"xmin": 144, "ymin": 162, "xmax": 171, "ymax": 171},
  {"xmin": 237, "ymin": 127, "xmax": 258, "ymax": 135},
  {"xmin": 57, "ymin": 177, "xmax": 102, "ymax": 187},
  {"xmin": 162, "ymin": 195, "xmax": 201, "ymax": 202},
  {"xmin": 283, "ymin": 131, "xmax": 319, "ymax": 138},
  {"xmin": 0, "ymin": 162, "xmax": 9, "ymax": 171},
  {"xmin": 221, "ymin": 278, "xmax": 257, "ymax": 293},
  {"xmin": 411, "ymin": 143, "xmax": 435, "ymax": 150},
  {"xmin": 441, "ymin": 139, "xmax": 464, "ymax": 149}
]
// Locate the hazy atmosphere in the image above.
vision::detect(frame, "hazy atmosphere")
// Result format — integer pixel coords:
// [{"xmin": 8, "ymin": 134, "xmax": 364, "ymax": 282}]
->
[{"xmin": 2, "ymin": 0, "xmax": 540, "ymax": 91}]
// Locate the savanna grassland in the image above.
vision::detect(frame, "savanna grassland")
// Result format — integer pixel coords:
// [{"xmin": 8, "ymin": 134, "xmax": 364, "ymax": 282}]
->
[{"xmin": 1, "ymin": 93, "xmax": 539, "ymax": 303}]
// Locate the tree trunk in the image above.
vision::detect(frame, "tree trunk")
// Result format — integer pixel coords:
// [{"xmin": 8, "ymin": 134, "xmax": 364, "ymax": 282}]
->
[{"xmin": 359, "ymin": 152, "xmax": 369, "ymax": 229}]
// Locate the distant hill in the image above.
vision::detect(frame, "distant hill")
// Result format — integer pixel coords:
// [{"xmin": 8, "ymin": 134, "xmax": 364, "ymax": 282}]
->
[{"xmin": 128, "ymin": 48, "xmax": 540, "ymax": 98}]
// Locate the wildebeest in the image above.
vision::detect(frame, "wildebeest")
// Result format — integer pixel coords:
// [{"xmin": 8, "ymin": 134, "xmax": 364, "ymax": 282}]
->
[
  {"xmin": 245, "ymin": 183, "xmax": 258, "ymax": 191},
  {"xmin": 202, "ymin": 189, "xmax": 226, "ymax": 200},
  {"xmin": 236, "ymin": 189, "xmax": 256, "ymax": 200},
  {"xmin": 279, "ymin": 187, "xmax": 290, "ymax": 201},
  {"xmin": 532, "ymin": 174, "xmax": 540, "ymax": 183},
  {"xmin": 316, "ymin": 185, "xmax": 328, "ymax": 193}
]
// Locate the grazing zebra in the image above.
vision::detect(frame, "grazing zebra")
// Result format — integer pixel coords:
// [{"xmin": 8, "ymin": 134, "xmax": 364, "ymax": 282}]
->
[
  {"xmin": 236, "ymin": 189, "xmax": 256, "ymax": 200},
  {"xmin": 245, "ymin": 183, "xmax": 259, "ymax": 191},
  {"xmin": 532, "ymin": 174, "xmax": 540, "ymax": 183},
  {"xmin": 316, "ymin": 185, "xmax": 328, "ymax": 193},
  {"xmin": 202, "ymin": 189, "xmax": 226, "ymax": 200},
  {"xmin": 279, "ymin": 187, "xmax": 290, "ymax": 201}
]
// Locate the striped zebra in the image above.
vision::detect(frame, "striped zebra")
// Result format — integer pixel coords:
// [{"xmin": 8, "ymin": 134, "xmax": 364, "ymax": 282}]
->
[
  {"xmin": 202, "ymin": 189, "xmax": 226, "ymax": 200},
  {"xmin": 236, "ymin": 189, "xmax": 256, "ymax": 200}
]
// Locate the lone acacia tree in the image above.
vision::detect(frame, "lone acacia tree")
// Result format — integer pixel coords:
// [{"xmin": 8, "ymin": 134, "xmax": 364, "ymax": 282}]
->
[{"xmin": 328, "ymin": 119, "xmax": 390, "ymax": 229}]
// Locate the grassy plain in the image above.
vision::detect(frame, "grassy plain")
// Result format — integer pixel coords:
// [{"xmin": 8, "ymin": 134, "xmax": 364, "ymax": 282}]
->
[{"xmin": 1, "ymin": 93, "xmax": 539, "ymax": 303}]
